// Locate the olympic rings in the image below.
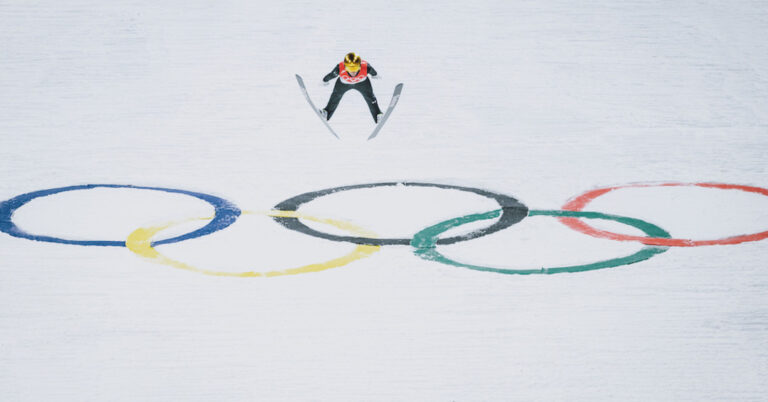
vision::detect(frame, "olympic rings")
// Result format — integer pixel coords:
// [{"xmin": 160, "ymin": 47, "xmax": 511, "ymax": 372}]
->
[
  {"xmin": 126, "ymin": 210, "xmax": 380, "ymax": 277},
  {"xmin": 272, "ymin": 182, "xmax": 528, "ymax": 246},
  {"xmin": 1, "ymin": 181, "xmax": 767, "ymax": 277},
  {"xmin": 0, "ymin": 184, "xmax": 240, "ymax": 247},
  {"xmin": 560, "ymin": 182, "xmax": 768, "ymax": 247},
  {"xmin": 411, "ymin": 209, "xmax": 671, "ymax": 275}
]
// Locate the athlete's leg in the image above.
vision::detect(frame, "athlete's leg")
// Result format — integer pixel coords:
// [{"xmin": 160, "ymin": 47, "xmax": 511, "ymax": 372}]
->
[
  {"xmin": 323, "ymin": 81, "xmax": 352, "ymax": 120},
  {"xmin": 355, "ymin": 80, "xmax": 383, "ymax": 122}
]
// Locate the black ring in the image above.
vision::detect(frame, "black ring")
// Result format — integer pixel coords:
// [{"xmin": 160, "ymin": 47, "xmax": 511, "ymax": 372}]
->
[{"xmin": 272, "ymin": 182, "xmax": 528, "ymax": 246}]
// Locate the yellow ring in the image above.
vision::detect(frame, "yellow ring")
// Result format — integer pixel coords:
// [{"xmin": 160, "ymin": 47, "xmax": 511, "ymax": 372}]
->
[{"xmin": 126, "ymin": 210, "xmax": 380, "ymax": 277}]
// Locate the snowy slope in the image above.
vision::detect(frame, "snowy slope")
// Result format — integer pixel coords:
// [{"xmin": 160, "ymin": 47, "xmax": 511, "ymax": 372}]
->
[{"xmin": 1, "ymin": 1, "xmax": 767, "ymax": 401}]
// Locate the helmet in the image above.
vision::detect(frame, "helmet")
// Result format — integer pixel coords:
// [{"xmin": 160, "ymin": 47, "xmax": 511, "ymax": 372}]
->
[{"xmin": 343, "ymin": 52, "xmax": 361, "ymax": 72}]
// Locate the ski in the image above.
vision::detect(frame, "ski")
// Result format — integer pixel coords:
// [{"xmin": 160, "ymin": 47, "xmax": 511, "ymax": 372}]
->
[
  {"xmin": 367, "ymin": 83, "xmax": 404, "ymax": 140},
  {"xmin": 295, "ymin": 74, "xmax": 340, "ymax": 139}
]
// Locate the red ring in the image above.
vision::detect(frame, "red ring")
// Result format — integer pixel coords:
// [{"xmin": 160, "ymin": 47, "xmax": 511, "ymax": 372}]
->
[{"xmin": 560, "ymin": 182, "xmax": 768, "ymax": 247}]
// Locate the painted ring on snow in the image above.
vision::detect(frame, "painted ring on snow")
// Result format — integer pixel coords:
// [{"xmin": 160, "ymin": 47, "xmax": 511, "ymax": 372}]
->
[
  {"xmin": 0, "ymin": 184, "xmax": 240, "ymax": 247},
  {"xmin": 561, "ymin": 182, "xmax": 768, "ymax": 247},
  {"xmin": 126, "ymin": 210, "xmax": 380, "ymax": 277},
  {"xmin": 272, "ymin": 182, "xmax": 528, "ymax": 246},
  {"xmin": 411, "ymin": 209, "xmax": 670, "ymax": 275}
]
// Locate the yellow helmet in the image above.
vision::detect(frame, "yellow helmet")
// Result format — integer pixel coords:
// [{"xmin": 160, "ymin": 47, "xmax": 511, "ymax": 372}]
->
[{"xmin": 343, "ymin": 52, "xmax": 361, "ymax": 72}]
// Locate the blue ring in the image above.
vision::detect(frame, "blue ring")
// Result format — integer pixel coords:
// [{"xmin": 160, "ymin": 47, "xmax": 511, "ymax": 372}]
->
[{"xmin": 0, "ymin": 184, "xmax": 241, "ymax": 247}]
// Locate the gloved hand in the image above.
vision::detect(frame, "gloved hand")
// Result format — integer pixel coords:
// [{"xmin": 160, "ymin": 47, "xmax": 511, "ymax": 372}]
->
[
  {"xmin": 371, "ymin": 74, "xmax": 381, "ymax": 80},
  {"xmin": 322, "ymin": 80, "xmax": 331, "ymax": 86}
]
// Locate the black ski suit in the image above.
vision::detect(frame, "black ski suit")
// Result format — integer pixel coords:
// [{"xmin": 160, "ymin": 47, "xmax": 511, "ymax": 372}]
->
[{"xmin": 322, "ymin": 63, "xmax": 382, "ymax": 123}]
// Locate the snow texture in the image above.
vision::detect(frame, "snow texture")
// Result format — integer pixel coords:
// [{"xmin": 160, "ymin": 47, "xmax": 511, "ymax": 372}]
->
[{"xmin": 1, "ymin": 1, "xmax": 767, "ymax": 401}]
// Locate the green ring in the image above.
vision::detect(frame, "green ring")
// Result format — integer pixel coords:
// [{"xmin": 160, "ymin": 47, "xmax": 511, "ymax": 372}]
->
[{"xmin": 410, "ymin": 209, "xmax": 671, "ymax": 275}]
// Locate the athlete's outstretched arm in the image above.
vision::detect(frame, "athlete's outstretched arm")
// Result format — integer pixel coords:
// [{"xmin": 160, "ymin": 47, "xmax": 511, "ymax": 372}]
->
[{"xmin": 323, "ymin": 66, "xmax": 339, "ymax": 82}]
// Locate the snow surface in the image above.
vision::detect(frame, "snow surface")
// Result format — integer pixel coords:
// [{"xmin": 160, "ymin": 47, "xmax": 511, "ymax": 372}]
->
[{"xmin": 1, "ymin": 1, "xmax": 768, "ymax": 401}]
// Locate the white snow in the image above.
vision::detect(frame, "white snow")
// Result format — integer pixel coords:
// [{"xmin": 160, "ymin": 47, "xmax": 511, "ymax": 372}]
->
[{"xmin": 1, "ymin": 1, "xmax": 767, "ymax": 401}]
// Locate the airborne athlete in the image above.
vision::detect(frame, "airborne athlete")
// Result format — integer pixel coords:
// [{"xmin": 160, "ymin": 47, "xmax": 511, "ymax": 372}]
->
[
  {"xmin": 294, "ymin": 52, "xmax": 402, "ymax": 139},
  {"xmin": 319, "ymin": 52, "xmax": 383, "ymax": 123}
]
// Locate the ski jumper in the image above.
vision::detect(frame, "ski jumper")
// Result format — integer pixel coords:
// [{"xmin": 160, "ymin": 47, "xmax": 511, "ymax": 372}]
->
[{"xmin": 322, "ymin": 61, "xmax": 382, "ymax": 122}]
